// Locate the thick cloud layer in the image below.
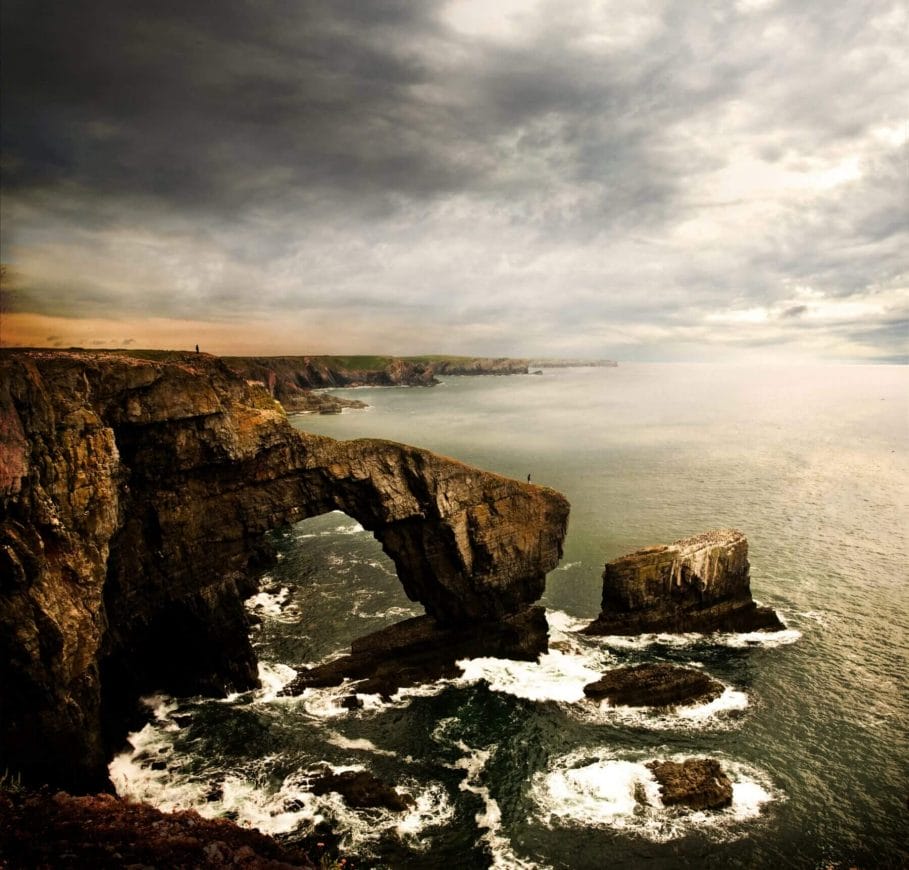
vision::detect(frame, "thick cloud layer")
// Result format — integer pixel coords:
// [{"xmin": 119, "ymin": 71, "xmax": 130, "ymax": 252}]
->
[{"xmin": 2, "ymin": 0, "xmax": 906, "ymax": 359}]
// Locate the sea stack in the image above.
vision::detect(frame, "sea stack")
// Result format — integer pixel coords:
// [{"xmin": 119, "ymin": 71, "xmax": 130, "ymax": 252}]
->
[{"xmin": 584, "ymin": 529, "xmax": 783, "ymax": 636}]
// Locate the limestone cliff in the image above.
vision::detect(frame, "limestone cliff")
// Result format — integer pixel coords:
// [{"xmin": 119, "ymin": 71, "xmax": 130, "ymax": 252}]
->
[
  {"xmin": 584, "ymin": 529, "xmax": 783, "ymax": 635},
  {"xmin": 0, "ymin": 350, "xmax": 568, "ymax": 792}
]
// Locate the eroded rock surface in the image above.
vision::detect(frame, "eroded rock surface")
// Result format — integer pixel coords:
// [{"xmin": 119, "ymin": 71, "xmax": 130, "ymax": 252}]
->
[
  {"xmin": 0, "ymin": 350, "xmax": 568, "ymax": 791},
  {"xmin": 583, "ymin": 663, "xmax": 725, "ymax": 707},
  {"xmin": 646, "ymin": 758, "xmax": 734, "ymax": 810},
  {"xmin": 0, "ymin": 789, "xmax": 323, "ymax": 868},
  {"xmin": 584, "ymin": 530, "xmax": 783, "ymax": 636},
  {"xmin": 283, "ymin": 606, "xmax": 548, "ymax": 698}
]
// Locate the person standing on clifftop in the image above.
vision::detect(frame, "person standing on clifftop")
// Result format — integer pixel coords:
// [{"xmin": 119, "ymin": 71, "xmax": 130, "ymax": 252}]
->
[
  {"xmin": 195, "ymin": 344, "xmax": 199, "ymax": 353},
  {"xmin": 527, "ymin": 473, "xmax": 532, "ymax": 483}
]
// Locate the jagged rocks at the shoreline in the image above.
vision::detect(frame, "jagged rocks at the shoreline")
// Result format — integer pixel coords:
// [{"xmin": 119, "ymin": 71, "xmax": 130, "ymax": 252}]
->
[
  {"xmin": 308, "ymin": 768, "xmax": 414, "ymax": 812},
  {"xmin": 224, "ymin": 354, "xmax": 531, "ymax": 414},
  {"xmin": 287, "ymin": 391, "xmax": 368, "ymax": 415},
  {"xmin": 646, "ymin": 758, "xmax": 734, "ymax": 810},
  {"xmin": 0, "ymin": 788, "xmax": 330, "ymax": 869},
  {"xmin": 0, "ymin": 349, "xmax": 568, "ymax": 792},
  {"xmin": 584, "ymin": 529, "xmax": 784, "ymax": 636},
  {"xmin": 283, "ymin": 607, "xmax": 548, "ymax": 699},
  {"xmin": 583, "ymin": 663, "xmax": 725, "ymax": 708}
]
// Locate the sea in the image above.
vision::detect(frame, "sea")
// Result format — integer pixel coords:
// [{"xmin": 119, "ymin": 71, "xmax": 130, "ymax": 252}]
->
[{"xmin": 110, "ymin": 364, "xmax": 909, "ymax": 869}]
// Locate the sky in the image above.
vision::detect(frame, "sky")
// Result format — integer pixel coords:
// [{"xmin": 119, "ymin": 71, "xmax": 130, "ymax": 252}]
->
[{"xmin": 1, "ymin": 0, "xmax": 907, "ymax": 362}]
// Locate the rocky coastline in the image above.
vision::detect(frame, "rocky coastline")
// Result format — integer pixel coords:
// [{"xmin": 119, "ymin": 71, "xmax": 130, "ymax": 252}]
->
[
  {"xmin": 527, "ymin": 357, "xmax": 618, "ymax": 368},
  {"xmin": 0, "ymin": 349, "xmax": 568, "ymax": 794},
  {"xmin": 223, "ymin": 354, "xmax": 530, "ymax": 414},
  {"xmin": 0, "ymin": 349, "xmax": 786, "ymax": 863}
]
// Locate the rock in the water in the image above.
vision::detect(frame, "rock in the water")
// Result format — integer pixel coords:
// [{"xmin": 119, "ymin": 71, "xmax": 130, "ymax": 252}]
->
[
  {"xmin": 583, "ymin": 663, "xmax": 725, "ymax": 707},
  {"xmin": 584, "ymin": 529, "xmax": 784, "ymax": 636},
  {"xmin": 283, "ymin": 606, "xmax": 549, "ymax": 698},
  {"xmin": 309, "ymin": 768, "xmax": 414, "ymax": 812},
  {"xmin": 646, "ymin": 758, "xmax": 734, "ymax": 810},
  {"xmin": 0, "ymin": 350, "xmax": 569, "ymax": 792}
]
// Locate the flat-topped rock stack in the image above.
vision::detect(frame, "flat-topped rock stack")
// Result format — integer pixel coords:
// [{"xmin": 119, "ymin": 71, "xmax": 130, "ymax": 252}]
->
[{"xmin": 584, "ymin": 529, "xmax": 784, "ymax": 636}]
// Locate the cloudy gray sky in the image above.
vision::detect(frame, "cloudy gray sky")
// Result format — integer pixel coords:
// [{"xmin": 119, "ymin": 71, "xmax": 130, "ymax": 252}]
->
[{"xmin": 1, "ymin": 0, "xmax": 907, "ymax": 360}]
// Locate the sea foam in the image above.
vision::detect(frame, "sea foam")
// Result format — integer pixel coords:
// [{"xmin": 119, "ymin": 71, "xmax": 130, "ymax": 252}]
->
[
  {"xmin": 110, "ymin": 699, "xmax": 453, "ymax": 852},
  {"xmin": 530, "ymin": 747, "xmax": 778, "ymax": 842}
]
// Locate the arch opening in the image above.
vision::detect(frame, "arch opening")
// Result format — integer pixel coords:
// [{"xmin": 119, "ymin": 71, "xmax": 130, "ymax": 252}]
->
[{"xmin": 250, "ymin": 511, "xmax": 422, "ymax": 669}]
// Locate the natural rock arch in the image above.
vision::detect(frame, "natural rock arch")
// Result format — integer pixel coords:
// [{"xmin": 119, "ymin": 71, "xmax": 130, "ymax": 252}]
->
[{"xmin": 0, "ymin": 351, "xmax": 569, "ymax": 791}]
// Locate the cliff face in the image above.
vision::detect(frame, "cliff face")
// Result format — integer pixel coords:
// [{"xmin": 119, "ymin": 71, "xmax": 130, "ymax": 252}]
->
[
  {"xmin": 223, "ymin": 355, "xmax": 530, "ymax": 412},
  {"xmin": 584, "ymin": 529, "xmax": 783, "ymax": 635},
  {"xmin": 223, "ymin": 355, "xmax": 437, "ymax": 412},
  {"xmin": 426, "ymin": 357, "xmax": 529, "ymax": 376},
  {"xmin": 0, "ymin": 351, "xmax": 568, "ymax": 792}
]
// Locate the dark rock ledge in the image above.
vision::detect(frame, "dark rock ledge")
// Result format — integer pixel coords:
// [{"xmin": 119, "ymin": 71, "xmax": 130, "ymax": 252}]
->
[
  {"xmin": 284, "ymin": 607, "xmax": 548, "ymax": 699},
  {"xmin": 583, "ymin": 663, "xmax": 725, "ymax": 708},
  {"xmin": 0, "ymin": 350, "xmax": 569, "ymax": 793},
  {"xmin": 584, "ymin": 529, "xmax": 784, "ymax": 636},
  {"xmin": 308, "ymin": 768, "xmax": 414, "ymax": 812}
]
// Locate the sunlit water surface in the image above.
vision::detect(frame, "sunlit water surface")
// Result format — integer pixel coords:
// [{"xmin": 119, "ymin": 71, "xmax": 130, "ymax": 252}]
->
[{"xmin": 112, "ymin": 365, "xmax": 909, "ymax": 868}]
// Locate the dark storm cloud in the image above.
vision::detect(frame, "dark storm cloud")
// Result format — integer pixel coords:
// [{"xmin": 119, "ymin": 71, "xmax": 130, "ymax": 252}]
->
[
  {"xmin": 0, "ymin": 0, "xmax": 735, "ymax": 226},
  {"xmin": 1, "ymin": 0, "xmax": 906, "ymax": 359},
  {"xmin": 1, "ymin": 0, "xmax": 456, "ymax": 211}
]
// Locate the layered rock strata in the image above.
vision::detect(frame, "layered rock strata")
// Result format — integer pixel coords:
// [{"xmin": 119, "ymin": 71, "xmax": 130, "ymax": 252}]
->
[
  {"xmin": 583, "ymin": 663, "xmax": 724, "ymax": 707},
  {"xmin": 584, "ymin": 530, "xmax": 783, "ymax": 635},
  {"xmin": 0, "ymin": 350, "xmax": 568, "ymax": 792}
]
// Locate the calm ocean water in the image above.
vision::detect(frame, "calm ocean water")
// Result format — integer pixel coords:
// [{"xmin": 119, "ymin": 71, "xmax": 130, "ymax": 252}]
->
[{"xmin": 111, "ymin": 364, "xmax": 909, "ymax": 868}]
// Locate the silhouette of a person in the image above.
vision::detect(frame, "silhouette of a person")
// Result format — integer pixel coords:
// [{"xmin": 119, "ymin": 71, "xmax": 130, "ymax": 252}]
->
[
  {"xmin": 195, "ymin": 344, "xmax": 199, "ymax": 353},
  {"xmin": 527, "ymin": 473, "xmax": 532, "ymax": 483}
]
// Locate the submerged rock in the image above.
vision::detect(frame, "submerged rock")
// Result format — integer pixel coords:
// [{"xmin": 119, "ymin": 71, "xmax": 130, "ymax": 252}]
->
[
  {"xmin": 583, "ymin": 663, "xmax": 725, "ymax": 707},
  {"xmin": 309, "ymin": 768, "xmax": 414, "ymax": 812},
  {"xmin": 0, "ymin": 350, "xmax": 569, "ymax": 792},
  {"xmin": 584, "ymin": 529, "xmax": 784, "ymax": 636},
  {"xmin": 646, "ymin": 758, "xmax": 734, "ymax": 810}
]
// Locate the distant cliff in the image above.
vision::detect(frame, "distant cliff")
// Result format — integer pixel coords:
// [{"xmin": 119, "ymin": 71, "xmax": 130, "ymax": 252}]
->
[
  {"xmin": 0, "ymin": 350, "xmax": 568, "ymax": 792},
  {"xmin": 528, "ymin": 358, "xmax": 618, "ymax": 368},
  {"xmin": 223, "ymin": 355, "xmax": 530, "ymax": 412}
]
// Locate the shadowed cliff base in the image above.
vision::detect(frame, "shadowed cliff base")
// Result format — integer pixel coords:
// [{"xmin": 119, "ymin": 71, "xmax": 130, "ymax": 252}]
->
[{"xmin": 0, "ymin": 350, "xmax": 568, "ymax": 792}]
